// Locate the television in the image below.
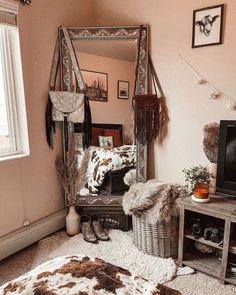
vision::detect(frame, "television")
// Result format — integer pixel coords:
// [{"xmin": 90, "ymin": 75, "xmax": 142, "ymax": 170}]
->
[{"xmin": 216, "ymin": 120, "xmax": 236, "ymax": 197}]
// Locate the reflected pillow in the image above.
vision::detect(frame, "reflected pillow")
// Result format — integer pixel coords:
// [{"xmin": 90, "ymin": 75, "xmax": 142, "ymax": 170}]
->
[
  {"xmin": 104, "ymin": 129, "xmax": 122, "ymax": 147},
  {"xmin": 99, "ymin": 135, "xmax": 114, "ymax": 149},
  {"xmin": 92, "ymin": 128, "xmax": 104, "ymax": 146}
]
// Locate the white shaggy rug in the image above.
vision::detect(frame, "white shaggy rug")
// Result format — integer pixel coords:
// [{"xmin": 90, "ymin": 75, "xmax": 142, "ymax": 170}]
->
[{"xmin": 50, "ymin": 230, "xmax": 193, "ymax": 284}]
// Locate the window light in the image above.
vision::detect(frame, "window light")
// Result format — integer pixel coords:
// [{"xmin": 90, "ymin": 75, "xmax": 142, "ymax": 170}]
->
[{"xmin": 0, "ymin": 0, "xmax": 29, "ymax": 160}]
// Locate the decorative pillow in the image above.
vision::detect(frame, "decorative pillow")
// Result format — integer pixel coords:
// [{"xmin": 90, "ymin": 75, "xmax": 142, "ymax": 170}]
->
[
  {"xmin": 92, "ymin": 127, "xmax": 105, "ymax": 146},
  {"xmin": 104, "ymin": 129, "xmax": 122, "ymax": 147},
  {"xmin": 99, "ymin": 135, "xmax": 114, "ymax": 149}
]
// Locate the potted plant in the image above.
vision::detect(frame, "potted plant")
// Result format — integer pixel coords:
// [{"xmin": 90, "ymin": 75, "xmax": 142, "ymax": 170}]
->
[
  {"xmin": 183, "ymin": 165, "xmax": 211, "ymax": 203},
  {"xmin": 56, "ymin": 134, "xmax": 90, "ymax": 236}
]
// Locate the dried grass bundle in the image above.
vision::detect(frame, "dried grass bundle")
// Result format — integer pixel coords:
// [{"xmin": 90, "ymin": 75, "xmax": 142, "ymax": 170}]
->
[
  {"xmin": 76, "ymin": 149, "xmax": 91, "ymax": 192},
  {"xmin": 55, "ymin": 134, "xmax": 90, "ymax": 205},
  {"xmin": 203, "ymin": 122, "xmax": 220, "ymax": 163}
]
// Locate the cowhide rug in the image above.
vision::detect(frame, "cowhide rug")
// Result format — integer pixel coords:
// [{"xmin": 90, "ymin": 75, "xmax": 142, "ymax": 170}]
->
[{"xmin": 0, "ymin": 255, "xmax": 181, "ymax": 295}]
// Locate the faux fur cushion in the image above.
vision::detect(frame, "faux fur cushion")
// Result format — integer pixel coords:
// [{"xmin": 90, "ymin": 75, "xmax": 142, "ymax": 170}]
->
[
  {"xmin": 122, "ymin": 180, "xmax": 189, "ymax": 224},
  {"xmin": 123, "ymin": 169, "xmax": 136, "ymax": 186}
]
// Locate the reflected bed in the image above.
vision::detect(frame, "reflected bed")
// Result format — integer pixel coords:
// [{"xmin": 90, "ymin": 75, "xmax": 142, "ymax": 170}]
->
[{"xmin": 76, "ymin": 123, "xmax": 136, "ymax": 195}]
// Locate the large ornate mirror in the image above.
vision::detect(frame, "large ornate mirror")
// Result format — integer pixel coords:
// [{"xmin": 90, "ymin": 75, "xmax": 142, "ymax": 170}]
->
[{"xmin": 59, "ymin": 26, "xmax": 148, "ymax": 206}]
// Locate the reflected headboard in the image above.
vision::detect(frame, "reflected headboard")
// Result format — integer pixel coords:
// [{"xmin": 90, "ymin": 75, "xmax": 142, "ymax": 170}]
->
[{"xmin": 92, "ymin": 123, "xmax": 123, "ymax": 147}]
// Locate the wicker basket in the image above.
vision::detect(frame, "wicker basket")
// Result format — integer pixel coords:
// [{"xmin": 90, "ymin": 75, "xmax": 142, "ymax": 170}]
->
[{"xmin": 132, "ymin": 214, "xmax": 179, "ymax": 258}]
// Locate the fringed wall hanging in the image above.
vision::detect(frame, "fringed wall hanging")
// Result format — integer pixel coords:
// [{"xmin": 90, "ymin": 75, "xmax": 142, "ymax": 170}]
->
[
  {"xmin": 134, "ymin": 56, "xmax": 162, "ymax": 145},
  {"xmin": 133, "ymin": 27, "xmax": 168, "ymax": 145}
]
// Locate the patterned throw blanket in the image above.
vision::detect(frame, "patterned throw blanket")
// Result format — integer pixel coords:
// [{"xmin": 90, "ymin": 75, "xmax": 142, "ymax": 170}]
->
[
  {"xmin": 87, "ymin": 145, "xmax": 136, "ymax": 193},
  {"xmin": 0, "ymin": 255, "xmax": 181, "ymax": 295}
]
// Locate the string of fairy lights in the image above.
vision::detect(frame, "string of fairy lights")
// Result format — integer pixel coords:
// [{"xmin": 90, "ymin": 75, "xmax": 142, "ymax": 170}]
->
[
  {"xmin": 20, "ymin": 0, "xmax": 31, "ymax": 5},
  {"xmin": 179, "ymin": 54, "xmax": 236, "ymax": 111}
]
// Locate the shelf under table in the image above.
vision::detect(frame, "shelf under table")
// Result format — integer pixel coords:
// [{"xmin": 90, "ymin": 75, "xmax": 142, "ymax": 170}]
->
[
  {"xmin": 185, "ymin": 234, "xmax": 223, "ymax": 250},
  {"xmin": 183, "ymin": 252, "xmax": 222, "ymax": 278},
  {"xmin": 179, "ymin": 195, "xmax": 236, "ymax": 285}
]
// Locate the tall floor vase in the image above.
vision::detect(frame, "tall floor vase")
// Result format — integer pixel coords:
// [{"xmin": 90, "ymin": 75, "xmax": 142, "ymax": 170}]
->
[{"xmin": 66, "ymin": 205, "xmax": 80, "ymax": 236}]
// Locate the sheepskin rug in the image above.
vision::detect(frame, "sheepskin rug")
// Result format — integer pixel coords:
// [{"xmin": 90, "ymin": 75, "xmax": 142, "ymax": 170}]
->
[{"xmin": 50, "ymin": 230, "xmax": 193, "ymax": 284}]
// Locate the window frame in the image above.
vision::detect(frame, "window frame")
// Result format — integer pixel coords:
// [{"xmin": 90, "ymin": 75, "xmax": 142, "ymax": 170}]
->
[{"xmin": 0, "ymin": 21, "xmax": 29, "ymax": 161}]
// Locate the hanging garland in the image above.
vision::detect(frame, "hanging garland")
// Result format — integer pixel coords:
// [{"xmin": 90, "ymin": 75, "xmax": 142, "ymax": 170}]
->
[
  {"xmin": 20, "ymin": 0, "xmax": 31, "ymax": 5},
  {"xmin": 179, "ymin": 54, "xmax": 236, "ymax": 111}
]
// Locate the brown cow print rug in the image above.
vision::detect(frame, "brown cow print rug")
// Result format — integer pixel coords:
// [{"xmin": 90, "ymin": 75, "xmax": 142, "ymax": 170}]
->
[{"xmin": 0, "ymin": 255, "xmax": 181, "ymax": 294}]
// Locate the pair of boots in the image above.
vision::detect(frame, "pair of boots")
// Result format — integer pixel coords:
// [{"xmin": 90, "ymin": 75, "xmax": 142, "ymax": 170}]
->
[{"xmin": 81, "ymin": 214, "xmax": 109, "ymax": 243}]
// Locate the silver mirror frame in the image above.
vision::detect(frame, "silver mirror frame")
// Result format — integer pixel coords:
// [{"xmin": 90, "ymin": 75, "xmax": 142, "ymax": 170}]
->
[{"xmin": 58, "ymin": 25, "xmax": 149, "ymax": 205}]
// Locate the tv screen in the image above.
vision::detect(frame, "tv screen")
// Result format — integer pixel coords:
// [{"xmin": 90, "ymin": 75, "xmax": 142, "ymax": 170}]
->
[
  {"xmin": 224, "ymin": 126, "xmax": 236, "ymax": 182},
  {"xmin": 216, "ymin": 120, "xmax": 236, "ymax": 197}
]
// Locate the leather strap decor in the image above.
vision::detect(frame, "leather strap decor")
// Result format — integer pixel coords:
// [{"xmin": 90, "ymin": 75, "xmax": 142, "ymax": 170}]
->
[
  {"xmin": 133, "ymin": 26, "xmax": 166, "ymax": 145},
  {"xmin": 134, "ymin": 94, "xmax": 159, "ymax": 145},
  {"xmin": 45, "ymin": 27, "xmax": 89, "ymax": 149},
  {"xmin": 49, "ymin": 27, "xmax": 85, "ymax": 92}
]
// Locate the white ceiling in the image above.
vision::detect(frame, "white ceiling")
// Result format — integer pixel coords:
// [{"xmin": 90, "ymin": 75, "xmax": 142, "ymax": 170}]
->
[{"xmin": 73, "ymin": 39, "xmax": 137, "ymax": 62}]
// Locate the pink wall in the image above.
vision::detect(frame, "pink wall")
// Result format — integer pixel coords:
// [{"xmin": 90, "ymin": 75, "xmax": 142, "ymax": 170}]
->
[
  {"xmin": 77, "ymin": 52, "xmax": 135, "ymax": 143},
  {"xmin": 93, "ymin": 0, "xmax": 236, "ymax": 183},
  {"xmin": 2, "ymin": 0, "xmax": 236, "ymax": 237},
  {"xmin": 0, "ymin": 0, "xmax": 94, "ymax": 237}
]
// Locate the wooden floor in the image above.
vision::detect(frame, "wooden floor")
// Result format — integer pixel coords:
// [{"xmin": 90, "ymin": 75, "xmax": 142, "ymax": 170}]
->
[
  {"xmin": 1, "ymin": 237, "xmax": 236, "ymax": 294},
  {"xmin": 0, "ymin": 243, "xmax": 38, "ymax": 286}
]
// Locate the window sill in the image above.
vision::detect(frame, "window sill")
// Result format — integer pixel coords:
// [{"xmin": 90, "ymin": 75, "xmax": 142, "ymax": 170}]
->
[{"xmin": 0, "ymin": 152, "xmax": 30, "ymax": 162}]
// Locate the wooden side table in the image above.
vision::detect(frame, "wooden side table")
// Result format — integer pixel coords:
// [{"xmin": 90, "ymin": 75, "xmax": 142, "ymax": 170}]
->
[{"xmin": 178, "ymin": 195, "xmax": 236, "ymax": 285}]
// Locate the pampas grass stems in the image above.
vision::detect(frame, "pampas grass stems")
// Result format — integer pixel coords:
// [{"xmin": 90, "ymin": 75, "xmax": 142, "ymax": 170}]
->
[{"xmin": 55, "ymin": 133, "xmax": 90, "ymax": 206}]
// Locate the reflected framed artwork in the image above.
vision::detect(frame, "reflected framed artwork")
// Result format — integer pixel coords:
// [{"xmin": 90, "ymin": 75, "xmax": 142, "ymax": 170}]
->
[
  {"xmin": 81, "ymin": 70, "xmax": 108, "ymax": 102},
  {"xmin": 192, "ymin": 4, "xmax": 224, "ymax": 48},
  {"xmin": 117, "ymin": 80, "xmax": 129, "ymax": 99}
]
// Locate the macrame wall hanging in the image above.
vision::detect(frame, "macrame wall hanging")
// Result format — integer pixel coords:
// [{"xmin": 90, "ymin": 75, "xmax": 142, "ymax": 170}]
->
[{"xmin": 179, "ymin": 54, "xmax": 236, "ymax": 111}]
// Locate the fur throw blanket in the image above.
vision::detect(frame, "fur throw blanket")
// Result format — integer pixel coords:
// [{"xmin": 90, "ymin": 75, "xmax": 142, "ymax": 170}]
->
[{"xmin": 122, "ymin": 180, "xmax": 189, "ymax": 224}]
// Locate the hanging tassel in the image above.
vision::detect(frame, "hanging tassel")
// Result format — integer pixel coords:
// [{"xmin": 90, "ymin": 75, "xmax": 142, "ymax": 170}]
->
[
  {"xmin": 74, "ymin": 95, "xmax": 92, "ymax": 148},
  {"xmin": 45, "ymin": 95, "xmax": 55, "ymax": 149},
  {"xmin": 83, "ymin": 96, "xmax": 92, "ymax": 148}
]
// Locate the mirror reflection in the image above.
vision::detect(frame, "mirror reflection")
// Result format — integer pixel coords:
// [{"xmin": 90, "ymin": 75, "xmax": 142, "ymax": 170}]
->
[{"xmin": 73, "ymin": 39, "xmax": 137, "ymax": 196}]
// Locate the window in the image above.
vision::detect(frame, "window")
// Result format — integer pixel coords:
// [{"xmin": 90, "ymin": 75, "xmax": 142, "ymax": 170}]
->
[{"xmin": 0, "ymin": 0, "xmax": 29, "ymax": 160}]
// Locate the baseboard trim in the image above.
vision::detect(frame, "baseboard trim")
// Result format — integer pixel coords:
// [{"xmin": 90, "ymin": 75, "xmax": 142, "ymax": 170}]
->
[{"xmin": 0, "ymin": 209, "xmax": 67, "ymax": 261}]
